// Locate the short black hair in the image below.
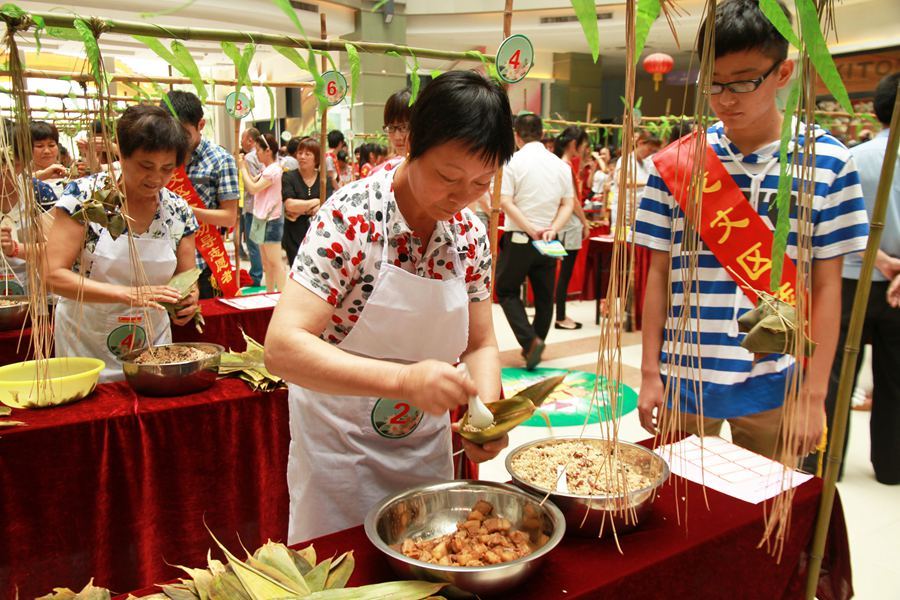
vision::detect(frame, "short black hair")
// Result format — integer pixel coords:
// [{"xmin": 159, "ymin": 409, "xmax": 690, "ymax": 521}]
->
[
  {"xmin": 286, "ymin": 136, "xmax": 302, "ymax": 156},
  {"xmin": 164, "ymin": 90, "xmax": 204, "ymax": 127},
  {"xmin": 698, "ymin": 0, "xmax": 791, "ymax": 62},
  {"xmin": 336, "ymin": 149, "xmax": 348, "ymax": 162},
  {"xmin": 30, "ymin": 121, "xmax": 59, "ymax": 144},
  {"xmin": 874, "ymin": 72, "xmax": 900, "ymax": 126},
  {"xmin": 384, "ymin": 88, "xmax": 412, "ymax": 126},
  {"xmin": 58, "ymin": 146, "xmax": 70, "ymax": 158},
  {"xmin": 295, "ymin": 136, "xmax": 321, "ymax": 168},
  {"xmin": 408, "ymin": 70, "xmax": 514, "ymax": 167},
  {"xmin": 358, "ymin": 143, "xmax": 374, "ymax": 166},
  {"xmin": 116, "ymin": 104, "xmax": 190, "ymax": 166},
  {"xmin": 515, "ymin": 113, "xmax": 543, "ymax": 144},
  {"xmin": 257, "ymin": 132, "xmax": 279, "ymax": 156},
  {"xmin": 553, "ymin": 126, "xmax": 588, "ymax": 158},
  {"xmin": 327, "ymin": 129, "xmax": 344, "ymax": 149},
  {"xmin": 667, "ymin": 118, "xmax": 695, "ymax": 144}
]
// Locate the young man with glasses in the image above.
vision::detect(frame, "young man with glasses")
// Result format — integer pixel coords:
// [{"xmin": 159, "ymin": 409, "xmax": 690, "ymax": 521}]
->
[{"xmin": 633, "ymin": 0, "xmax": 869, "ymax": 461}]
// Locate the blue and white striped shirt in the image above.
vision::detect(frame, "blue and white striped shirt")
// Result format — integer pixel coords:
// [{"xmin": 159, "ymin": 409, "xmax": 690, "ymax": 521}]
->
[{"xmin": 633, "ymin": 121, "xmax": 869, "ymax": 418}]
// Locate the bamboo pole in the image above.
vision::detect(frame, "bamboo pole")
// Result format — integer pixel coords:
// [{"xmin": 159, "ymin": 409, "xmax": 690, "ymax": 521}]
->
[
  {"xmin": 0, "ymin": 87, "xmax": 226, "ymax": 106},
  {"xmin": 585, "ymin": 102, "xmax": 592, "ymax": 123},
  {"xmin": 544, "ymin": 118, "xmax": 624, "ymax": 129},
  {"xmin": 319, "ymin": 14, "xmax": 328, "ymax": 209},
  {"xmin": 803, "ymin": 83, "xmax": 900, "ymax": 599},
  {"xmin": 489, "ymin": 0, "xmax": 514, "ymax": 288},
  {"xmin": 27, "ymin": 12, "xmax": 496, "ymax": 63},
  {"xmin": 232, "ymin": 67, "xmax": 242, "ymax": 286},
  {"xmin": 0, "ymin": 69, "xmax": 314, "ymax": 89}
]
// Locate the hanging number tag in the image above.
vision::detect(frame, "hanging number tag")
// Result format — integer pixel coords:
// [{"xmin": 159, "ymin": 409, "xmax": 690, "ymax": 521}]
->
[
  {"xmin": 225, "ymin": 91, "xmax": 252, "ymax": 119},
  {"xmin": 496, "ymin": 34, "xmax": 534, "ymax": 84},
  {"xmin": 322, "ymin": 71, "xmax": 348, "ymax": 106}
]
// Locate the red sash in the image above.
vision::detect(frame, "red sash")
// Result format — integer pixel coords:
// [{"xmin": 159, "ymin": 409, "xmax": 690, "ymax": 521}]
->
[
  {"xmin": 652, "ymin": 132, "xmax": 797, "ymax": 306},
  {"xmin": 166, "ymin": 167, "xmax": 239, "ymax": 297}
]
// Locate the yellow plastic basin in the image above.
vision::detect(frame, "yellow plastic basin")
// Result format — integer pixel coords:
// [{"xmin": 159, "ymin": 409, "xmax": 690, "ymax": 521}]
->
[{"xmin": 0, "ymin": 357, "xmax": 105, "ymax": 409}]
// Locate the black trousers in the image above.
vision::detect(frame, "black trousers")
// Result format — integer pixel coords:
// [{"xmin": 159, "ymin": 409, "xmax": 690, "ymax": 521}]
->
[
  {"xmin": 197, "ymin": 266, "xmax": 217, "ymax": 299},
  {"xmin": 495, "ymin": 231, "xmax": 557, "ymax": 351},
  {"xmin": 282, "ymin": 216, "xmax": 311, "ymax": 269},
  {"xmin": 555, "ymin": 247, "xmax": 579, "ymax": 321},
  {"xmin": 805, "ymin": 278, "xmax": 900, "ymax": 484}
]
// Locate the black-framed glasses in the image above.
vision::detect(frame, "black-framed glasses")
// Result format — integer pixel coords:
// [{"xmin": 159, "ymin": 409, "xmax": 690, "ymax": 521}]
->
[
  {"xmin": 382, "ymin": 123, "xmax": 409, "ymax": 134},
  {"xmin": 705, "ymin": 61, "xmax": 782, "ymax": 95}
]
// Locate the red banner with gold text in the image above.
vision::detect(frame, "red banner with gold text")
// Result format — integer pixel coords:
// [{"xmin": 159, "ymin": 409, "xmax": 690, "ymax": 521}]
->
[
  {"xmin": 652, "ymin": 132, "xmax": 798, "ymax": 306},
  {"xmin": 166, "ymin": 167, "xmax": 239, "ymax": 297}
]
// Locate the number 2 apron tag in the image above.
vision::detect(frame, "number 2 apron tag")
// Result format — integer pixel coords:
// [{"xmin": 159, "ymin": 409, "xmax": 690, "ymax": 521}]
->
[{"xmin": 371, "ymin": 398, "xmax": 424, "ymax": 439}]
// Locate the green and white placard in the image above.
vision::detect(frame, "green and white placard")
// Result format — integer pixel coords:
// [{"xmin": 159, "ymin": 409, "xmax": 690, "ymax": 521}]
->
[
  {"xmin": 322, "ymin": 71, "xmax": 348, "ymax": 106},
  {"xmin": 225, "ymin": 91, "xmax": 252, "ymax": 119},
  {"xmin": 496, "ymin": 34, "xmax": 535, "ymax": 84}
]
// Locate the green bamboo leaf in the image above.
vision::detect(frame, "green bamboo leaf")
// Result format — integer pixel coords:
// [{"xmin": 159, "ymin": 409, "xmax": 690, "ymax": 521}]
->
[
  {"xmin": 759, "ymin": 0, "xmax": 801, "ymax": 48},
  {"xmin": 153, "ymin": 81, "xmax": 178, "ymax": 117},
  {"xmin": 239, "ymin": 43, "xmax": 257, "ymax": 87},
  {"xmin": 372, "ymin": 0, "xmax": 389, "ymax": 10},
  {"xmin": 430, "ymin": 69, "xmax": 442, "ymax": 79},
  {"xmin": 73, "ymin": 19, "xmax": 106, "ymax": 92},
  {"xmin": 635, "ymin": 0, "xmax": 661, "ymax": 63},
  {"xmin": 317, "ymin": 49, "xmax": 339, "ymax": 73},
  {"xmin": 464, "ymin": 50, "xmax": 491, "ymax": 72},
  {"xmin": 769, "ymin": 78, "xmax": 801, "ymax": 291},
  {"xmin": 134, "ymin": 35, "xmax": 183, "ymax": 72},
  {"xmin": 408, "ymin": 52, "xmax": 420, "ymax": 106},
  {"xmin": 307, "ymin": 48, "xmax": 327, "ymax": 112},
  {"xmin": 345, "ymin": 43, "xmax": 360, "ymax": 108},
  {"xmin": 45, "ymin": 26, "xmax": 81, "ymax": 42},
  {"xmin": 570, "ymin": 0, "xmax": 600, "ymax": 62},
  {"xmin": 31, "ymin": 14, "xmax": 45, "ymax": 54},
  {"xmin": 171, "ymin": 40, "xmax": 208, "ymax": 101},
  {"xmin": 264, "ymin": 84, "xmax": 276, "ymax": 129},
  {"xmin": 273, "ymin": 45, "xmax": 309, "ymax": 72},
  {"xmin": 271, "ymin": 0, "xmax": 308, "ymax": 38},
  {"xmin": 794, "ymin": 0, "xmax": 853, "ymax": 114},
  {"xmin": 0, "ymin": 3, "xmax": 25, "ymax": 19}
]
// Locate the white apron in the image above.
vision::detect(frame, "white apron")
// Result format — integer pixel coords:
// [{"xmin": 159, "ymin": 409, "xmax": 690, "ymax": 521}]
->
[
  {"xmin": 0, "ymin": 199, "xmax": 27, "ymax": 295},
  {"xmin": 54, "ymin": 203, "xmax": 178, "ymax": 383},
  {"xmin": 287, "ymin": 212, "xmax": 470, "ymax": 543}
]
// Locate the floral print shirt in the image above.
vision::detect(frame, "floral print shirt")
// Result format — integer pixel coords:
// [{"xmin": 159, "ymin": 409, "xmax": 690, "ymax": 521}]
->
[
  {"xmin": 56, "ymin": 172, "xmax": 199, "ymax": 277},
  {"xmin": 290, "ymin": 165, "xmax": 492, "ymax": 344}
]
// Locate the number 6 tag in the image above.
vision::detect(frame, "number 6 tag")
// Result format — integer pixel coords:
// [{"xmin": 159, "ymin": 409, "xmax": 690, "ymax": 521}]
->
[
  {"xmin": 321, "ymin": 71, "xmax": 348, "ymax": 106},
  {"xmin": 496, "ymin": 34, "xmax": 534, "ymax": 84}
]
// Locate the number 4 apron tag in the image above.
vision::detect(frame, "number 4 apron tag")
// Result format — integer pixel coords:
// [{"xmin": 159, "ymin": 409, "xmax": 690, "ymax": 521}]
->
[
  {"xmin": 371, "ymin": 398, "xmax": 424, "ymax": 439},
  {"xmin": 496, "ymin": 34, "xmax": 534, "ymax": 84}
]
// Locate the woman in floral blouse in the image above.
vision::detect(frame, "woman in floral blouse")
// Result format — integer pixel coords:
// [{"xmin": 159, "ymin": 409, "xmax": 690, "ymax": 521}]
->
[
  {"xmin": 266, "ymin": 71, "xmax": 516, "ymax": 542},
  {"xmin": 46, "ymin": 105, "xmax": 200, "ymax": 382}
]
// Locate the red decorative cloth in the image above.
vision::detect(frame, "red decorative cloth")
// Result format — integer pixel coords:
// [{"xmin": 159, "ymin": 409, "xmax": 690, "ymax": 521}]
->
[{"xmin": 121, "ymin": 463, "xmax": 852, "ymax": 600}]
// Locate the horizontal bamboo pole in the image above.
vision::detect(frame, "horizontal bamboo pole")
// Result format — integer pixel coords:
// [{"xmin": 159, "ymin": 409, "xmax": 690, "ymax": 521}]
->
[
  {"xmin": 27, "ymin": 12, "xmax": 496, "ymax": 63},
  {"xmin": 0, "ymin": 87, "xmax": 226, "ymax": 106},
  {"xmin": 544, "ymin": 118, "xmax": 624, "ymax": 129},
  {"xmin": 0, "ymin": 69, "xmax": 313, "ymax": 89}
]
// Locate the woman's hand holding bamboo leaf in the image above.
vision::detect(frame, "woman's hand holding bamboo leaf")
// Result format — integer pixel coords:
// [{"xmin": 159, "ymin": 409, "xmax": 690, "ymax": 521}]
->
[
  {"xmin": 397, "ymin": 359, "xmax": 474, "ymax": 416},
  {"xmin": 170, "ymin": 285, "xmax": 200, "ymax": 326},
  {"xmin": 122, "ymin": 284, "xmax": 181, "ymax": 311}
]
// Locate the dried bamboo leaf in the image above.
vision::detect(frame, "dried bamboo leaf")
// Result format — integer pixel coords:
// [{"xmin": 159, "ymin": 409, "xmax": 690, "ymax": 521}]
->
[
  {"xmin": 245, "ymin": 556, "xmax": 309, "ymax": 595},
  {"xmin": 303, "ymin": 580, "xmax": 448, "ymax": 599},
  {"xmin": 207, "ymin": 528, "xmax": 296, "ymax": 600},
  {"xmin": 207, "ymin": 571, "xmax": 250, "ymax": 600},
  {"xmin": 160, "ymin": 582, "xmax": 199, "ymax": 600},
  {"xmin": 293, "ymin": 545, "xmax": 317, "ymax": 574},
  {"xmin": 0, "ymin": 405, "xmax": 10, "ymax": 416},
  {"xmin": 458, "ymin": 397, "xmax": 537, "ymax": 444},
  {"xmin": 324, "ymin": 551, "xmax": 354, "ymax": 590},
  {"xmin": 174, "ymin": 565, "xmax": 213, "ymax": 600},
  {"xmin": 513, "ymin": 374, "xmax": 567, "ymax": 408},
  {"xmin": 253, "ymin": 541, "xmax": 311, "ymax": 594},
  {"xmin": 0, "ymin": 420, "xmax": 25, "ymax": 428},
  {"xmin": 304, "ymin": 557, "xmax": 331, "ymax": 593}
]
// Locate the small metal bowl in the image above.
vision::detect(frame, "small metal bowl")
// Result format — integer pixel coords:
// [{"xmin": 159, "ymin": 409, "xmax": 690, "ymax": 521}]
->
[
  {"xmin": 506, "ymin": 437, "xmax": 670, "ymax": 538},
  {"xmin": 365, "ymin": 480, "xmax": 565, "ymax": 597},
  {"xmin": 120, "ymin": 342, "xmax": 223, "ymax": 397},
  {"xmin": 0, "ymin": 295, "xmax": 29, "ymax": 331}
]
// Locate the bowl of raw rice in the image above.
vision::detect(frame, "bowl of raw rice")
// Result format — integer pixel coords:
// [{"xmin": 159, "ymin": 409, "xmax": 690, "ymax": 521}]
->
[{"xmin": 505, "ymin": 436, "xmax": 669, "ymax": 538}]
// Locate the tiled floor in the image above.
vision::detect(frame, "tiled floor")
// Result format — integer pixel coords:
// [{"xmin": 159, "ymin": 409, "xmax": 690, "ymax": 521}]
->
[{"xmin": 484, "ymin": 300, "xmax": 900, "ymax": 599}]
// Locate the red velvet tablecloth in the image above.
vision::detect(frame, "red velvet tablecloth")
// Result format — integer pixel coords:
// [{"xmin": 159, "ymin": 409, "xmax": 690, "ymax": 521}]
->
[
  {"xmin": 0, "ymin": 298, "xmax": 274, "ymax": 367},
  {"xmin": 121, "ymin": 464, "xmax": 851, "ymax": 600},
  {"xmin": 0, "ymin": 379, "xmax": 290, "ymax": 599}
]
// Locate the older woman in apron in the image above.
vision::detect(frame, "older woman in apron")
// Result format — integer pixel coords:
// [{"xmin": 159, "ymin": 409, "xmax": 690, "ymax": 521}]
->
[
  {"xmin": 266, "ymin": 71, "xmax": 517, "ymax": 542},
  {"xmin": 46, "ymin": 105, "xmax": 200, "ymax": 383}
]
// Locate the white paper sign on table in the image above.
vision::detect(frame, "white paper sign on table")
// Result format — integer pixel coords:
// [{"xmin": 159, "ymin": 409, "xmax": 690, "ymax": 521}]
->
[
  {"xmin": 218, "ymin": 293, "xmax": 281, "ymax": 311},
  {"xmin": 655, "ymin": 435, "xmax": 813, "ymax": 504}
]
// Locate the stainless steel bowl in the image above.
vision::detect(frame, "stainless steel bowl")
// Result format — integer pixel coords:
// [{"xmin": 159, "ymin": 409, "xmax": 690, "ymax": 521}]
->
[
  {"xmin": 120, "ymin": 342, "xmax": 223, "ymax": 397},
  {"xmin": 0, "ymin": 296, "xmax": 29, "ymax": 331},
  {"xmin": 365, "ymin": 480, "xmax": 565, "ymax": 596},
  {"xmin": 506, "ymin": 437, "xmax": 670, "ymax": 538}
]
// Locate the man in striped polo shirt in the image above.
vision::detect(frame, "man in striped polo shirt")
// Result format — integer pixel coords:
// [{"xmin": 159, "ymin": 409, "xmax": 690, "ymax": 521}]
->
[{"xmin": 633, "ymin": 0, "xmax": 870, "ymax": 460}]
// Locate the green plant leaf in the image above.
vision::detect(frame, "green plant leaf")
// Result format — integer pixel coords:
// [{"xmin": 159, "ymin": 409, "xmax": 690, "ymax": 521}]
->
[
  {"xmin": 430, "ymin": 69, "xmax": 442, "ymax": 79},
  {"xmin": 265, "ymin": 84, "xmax": 276, "ymax": 129},
  {"xmin": 307, "ymin": 47, "xmax": 327, "ymax": 112},
  {"xmin": 570, "ymin": 0, "xmax": 600, "ymax": 63},
  {"xmin": 794, "ymin": 0, "xmax": 853, "ymax": 114},
  {"xmin": 45, "ymin": 26, "xmax": 81, "ymax": 42},
  {"xmin": 273, "ymin": 45, "xmax": 309, "ymax": 72},
  {"xmin": 31, "ymin": 14, "xmax": 45, "ymax": 55},
  {"xmin": 635, "ymin": 0, "xmax": 661, "ymax": 63},
  {"xmin": 769, "ymin": 78, "xmax": 801, "ymax": 291},
  {"xmin": 73, "ymin": 18, "xmax": 106, "ymax": 92},
  {"xmin": 134, "ymin": 35, "xmax": 182, "ymax": 72},
  {"xmin": 408, "ymin": 52, "xmax": 420, "ymax": 105},
  {"xmin": 317, "ymin": 49, "xmax": 339, "ymax": 73},
  {"xmin": 372, "ymin": 0, "xmax": 389, "ymax": 10},
  {"xmin": 271, "ymin": 0, "xmax": 308, "ymax": 38},
  {"xmin": 171, "ymin": 40, "xmax": 208, "ymax": 101},
  {"xmin": 345, "ymin": 43, "xmax": 360, "ymax": 108},
  {"xmin": 0, "ymin": 3, "xmax": 26, "ymax": 19},
  {"xmin": 153, "ymin": 81, "xmax": 178, "ymax": 117},
  {"xmin": 759, "ymin": 0, "xmax": 801, "ymax": 48}
]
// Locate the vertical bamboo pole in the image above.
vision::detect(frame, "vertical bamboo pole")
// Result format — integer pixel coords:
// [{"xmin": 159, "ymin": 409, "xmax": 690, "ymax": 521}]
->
[
  {"xmin": 319, "ymin": 14, "xmax": 329, "ymax": 207},
  {"xmin": 586, "ymin": 102, "xmax": 592, "ymax": 123},
  {"xmin": 489, "ymin": 0, "xmax": 514, "ymax": 286},
  {"xmin": 232, "ymin": 67, "xmax": 242, "ymax": 284},
  {"xmin": 803, "ymin": 84, "xmax": 900, "ymax": 599}
]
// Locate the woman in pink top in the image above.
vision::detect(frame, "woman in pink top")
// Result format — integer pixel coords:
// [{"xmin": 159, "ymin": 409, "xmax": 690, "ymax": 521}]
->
[{"xmin": 240, "ymin": 132, "xmax": 286, "ymax": 292}]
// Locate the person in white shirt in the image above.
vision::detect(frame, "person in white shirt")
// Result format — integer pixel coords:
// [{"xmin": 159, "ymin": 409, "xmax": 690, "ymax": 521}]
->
[
  {"xmin": 610, "ymin": 131, "xmax": 660, "ymax": 230},
  {"xmin": 498, "ymin": 114, "xmax": 574, "ymax": 369}
]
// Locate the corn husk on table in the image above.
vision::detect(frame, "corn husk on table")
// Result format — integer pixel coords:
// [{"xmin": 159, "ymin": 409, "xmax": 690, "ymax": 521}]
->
[
  {"xmin": 38, "ymin": 536, "xmax": 449, "ymax": 600},
  {"xmin": 218, "ymin": 331, "xmax": 284, "ymax": 392}
]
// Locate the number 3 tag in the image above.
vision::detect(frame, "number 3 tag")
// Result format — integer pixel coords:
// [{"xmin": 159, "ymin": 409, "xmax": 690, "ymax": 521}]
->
[
  {"xmin": 496, "ymin": 34, "xmax": 534, "ymax": 84},
  {"xmin": 371, "ymin": 398, "xmax": 424, "ymax": 439}
]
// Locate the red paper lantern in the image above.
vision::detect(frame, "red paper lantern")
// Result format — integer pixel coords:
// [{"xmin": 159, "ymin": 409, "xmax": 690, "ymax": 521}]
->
[{"xmin": 643, "ymin": 53, "xmax": 675, "ymax": 91}]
